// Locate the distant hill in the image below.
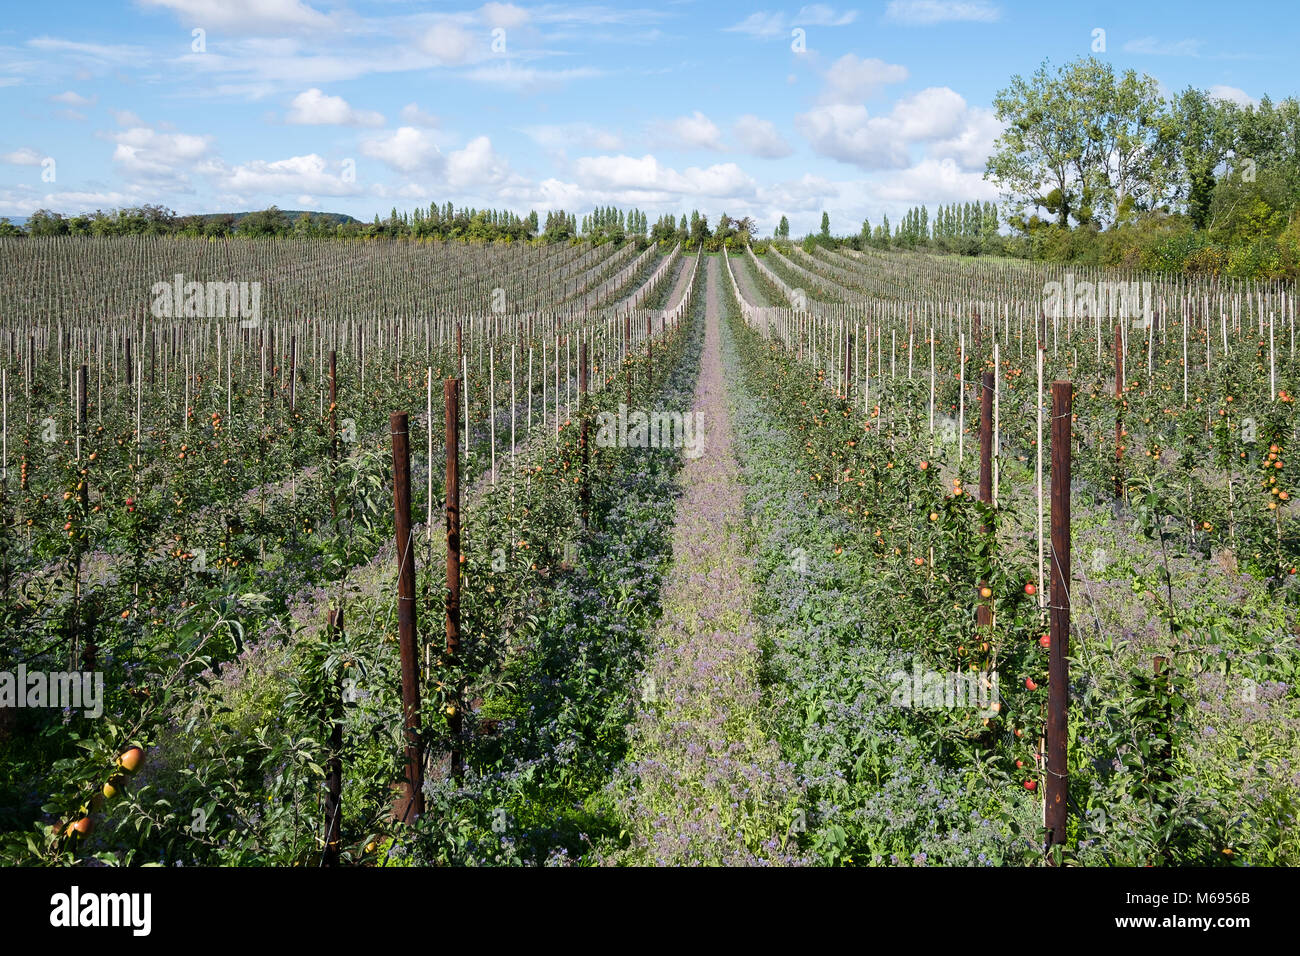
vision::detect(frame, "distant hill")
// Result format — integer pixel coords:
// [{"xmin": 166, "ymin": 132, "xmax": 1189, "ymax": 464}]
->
[{"xmin": 196, "ymin": 210, "xmax": 362, "ymax": 225}]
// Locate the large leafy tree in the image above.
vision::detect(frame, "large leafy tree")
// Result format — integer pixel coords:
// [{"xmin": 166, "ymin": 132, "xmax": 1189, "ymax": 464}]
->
[
  {"xmin": 1164, "ymin": 88, "xmax": 1234, "ymax": 229},
  {"xmin": 987, "ymin": 57, "xmax": 1168, "ymax": 229},
  {"xmin": 987, "ymin": 59, "xmax": 1088, "ymax": 227}
]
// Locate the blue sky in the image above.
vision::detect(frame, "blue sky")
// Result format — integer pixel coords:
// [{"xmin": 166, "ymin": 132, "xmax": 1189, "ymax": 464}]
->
[{"xmin": 0, "ymin": 0, "xmax": 1294, "ymax": 234}]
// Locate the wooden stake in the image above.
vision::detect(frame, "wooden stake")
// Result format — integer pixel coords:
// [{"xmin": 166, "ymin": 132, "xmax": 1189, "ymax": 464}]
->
[{"xmin": 391, "ymin": 411, "xmax": 423, "ymax": 823}]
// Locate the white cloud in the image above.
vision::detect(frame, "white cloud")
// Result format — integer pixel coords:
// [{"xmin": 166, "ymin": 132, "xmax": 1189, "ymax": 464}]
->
[
  {"xmin": 572, "ymin": 154, "xmax": 757, "ymax": 200},
  {"xmin": 2, "ymin": 147, "xmax": 46, "ymax": 165},
  {"xmin": 733, "ymin": 115, "xmax": 793, "ymax": 158},
  {"xmin": 445, "ymin": 136, "xmax": 511, "ymax": 188},
  {"xmin": 869, "ymin": 156, "xmax": 1000, "ymax": 204},
  {"xmin": 211, "ymin": 153, "xmax": 360, "ymax": 196},
  {"xmin": 797, "ymin": 86, "xmax": 988, "ymax": 170},
  {"xmin": 928, "ymin": 106, "xmax": 1002, "ymax": 170},
  {"xmin": 726, "ymin": 5, "xmax": 858, "ymax": 37},
  {"xmin": 523, "ymin": 123, "xmax": 624, "ymax": 153},
  {"xmin": 889, "ymin": 87, "xmax": 968, "ymax": 140},
  {"xmin": 480, "ymin": 2, "xmax": 529, "ymax": 29},
  {"xmin": 111, "ymin": 109, "xmax": 146, "ymax": 127},
  {"xmin": 795, "ymin": 4, "xmax": 860, "ymax": 25},
  {"xmin": 421, "ymin": 22, "xmax": 477, "ymax": 65},
  {"xmin": 400, "ymin": 103, "xmax": 439, "ymax": 127},
  {"xmin": 757, "ymin": 173, "xmax": 839, "ymax": 212},
  {"xmin": 285, "ymin": 88, "xmax": 384, "ymax": 127},
  {"xmin": 1209, "ymin": 85, "xmax": 1255, "ymax": 107},
  {"xmin": 658, "ymin": 111, "xmax": 725, "ymax": 151},
  {"xmin": 359, "ymin": 131, "xmax": 516, "ymax": 194},
  {"xmin": 460, "ymin": 64, "xmax": 602, "ymax": 91},
  {"xmin": 110, "ymin": 126, "xmax": 213, "ymax": 186},
  {"xmin": 725, "ymin": 12, "xmax": 786, "ymax": 38},
  {"xmin": 821, "ymin": 54, "xmax": 909, "ymax": 103},
  {"xmin": 0, "ymin": 187, "xmax": 146, "ymax": 217},
  {"xmin": 361, "ymin": 126, "xmax": 442, "ymax": 173},
  {"xmin": 50, "ymin": 90, "xmax": 95, "ymax": 106},
  {"xmin": 884, "ymin": 1, "xmax": 1001, "ymax": 25},
  {"xmin": 27, "ymin": 36, "xmax": 145, "ymax": 66},
  {"xmin": 797, "ymin": 104, "xmax": 911, "ymax": 169},
  {"xmin": 137, "ymin": 0, "xmax": 334, "ymax": 32},
  {"xmin": 1123, "ymin": 37, "xmax": 1203, "ymax": 56}
]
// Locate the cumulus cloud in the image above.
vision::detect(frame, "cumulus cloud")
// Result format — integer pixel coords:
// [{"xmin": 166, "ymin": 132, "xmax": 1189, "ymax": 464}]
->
[
  {"xmin": 1209, "ymin": 85, "xmax": 1255, "ymax": 107},
  {"xmin": 798, "ymin": 87, "xmax": 993, "ymax": 171},
  {"xmin": 209, "ymin": 153, "xmax": 360, "ymax": 196},
  {"xmin": 656, "ymin": 111, "xmax": 725, "ymax": 151},
  {"xmin": 110, "ymin": 126, "xmax": 214, "ymax": 187},
  {"xmin": 733, "ymin": 115, "xmax": 793, "ymax": 158},
  {"xmin": 445, "ymin": 136, "xmax": 511, "ymax": 188},
  {"xmin": 756, "ymin": 173, "xmax": 839, "ymax": 212},
  {"xmin": 884, "ymin": 1, "xmax": 1001, "ymax": 25},
  {"xmin": 797, "ymin": 104, "xmax": 911, "ymax": 169},
  {"xmin": 928, "ymin": 106, "xmax": 1003, "ymax": 170},
  {"xmin": 572, "ymin": 154, "xmax": 757, "ymax": 201},
  {"xmin": 480, "ymin": 2, "xmax": 529, "ymax": 29},
  {"xmin": 400, "ymin": 103, "xmax": 439, "ymax": 127},
  {"xmin": 111, "ymin": 109, "xmax": 146, "ymax": 127},
  {"xmin": 869, "ymin": 156, "xmax": 1000, "ymax": 204},
  {"xmin": 821, "ymin": 54, "xmax": 909, "ymax": 103},
  {"xmin": 359, "ymin": 128, "xmax": 513, "ymax": 189},
  {"xmin": 0, "ymin": 187, "xmax": 146, "ymax": 217},
  {"xmin": 286, "ymin": 88, "xmax": 384, "ymax": 127},
  {"xmin": 421, "ymin": 22, "xmax": 477, "ymax": 64},
  {"xmin": 361, "ymin": 126, "xmax": 443, "ymax": 173}
]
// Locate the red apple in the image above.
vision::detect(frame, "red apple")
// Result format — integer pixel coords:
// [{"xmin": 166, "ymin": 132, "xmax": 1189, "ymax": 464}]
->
[{"xmin": 117, "ymin": 747, "xmax": 144, "ymax": 774}]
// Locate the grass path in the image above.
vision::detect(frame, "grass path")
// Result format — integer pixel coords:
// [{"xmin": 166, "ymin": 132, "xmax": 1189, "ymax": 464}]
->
[{"xmin": 609, "ymin": 256, "xmax": 803, "ymax": 865}]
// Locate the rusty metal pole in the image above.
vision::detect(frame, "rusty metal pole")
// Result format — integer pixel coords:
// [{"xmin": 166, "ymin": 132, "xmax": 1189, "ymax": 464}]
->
[
  {"xmin": 1046, "ymin": 380, "xmax": 1072, "ymax": 855},
  {"xmin": 625, "ymin": 313, "xmax": 632, "ymax": 406},
  {"xmin": 1115, "ymin": 323, "xmax": 1124, "ymax": 499},
  {"xmin": 579, "ymin": 344, "xmax": 589, "ymax": 529},
  {"xmin": 977, "ymin": 370, "xmax": 994, "ymax": 629},
  {"xmin": 444, "ymin": 379, "xmax": 463, "ymax": 780},
  {"xmin": 289, "ymin": 335, "xmax": 297, "ymax": 412},
  {"xmin": 390, "ymin": 411, "xmax": 424, "ymax": 823},
  {"xmin": 322, "ymin": 607, "xmax": 344, "ymax": 866},
  {"xmin": 646, "ymin": 314, "xmax": 653, "ymax": 388},
  {"xmin": 125, "ymin": 335, "xmax": 132, "ymax": 387}
]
